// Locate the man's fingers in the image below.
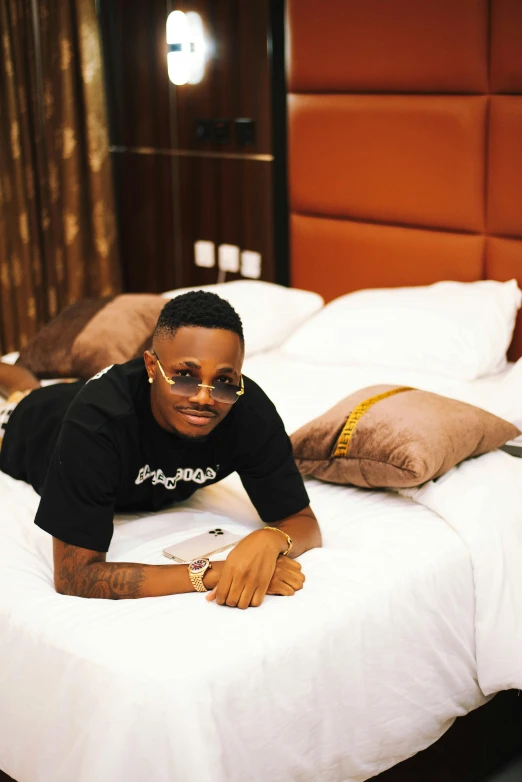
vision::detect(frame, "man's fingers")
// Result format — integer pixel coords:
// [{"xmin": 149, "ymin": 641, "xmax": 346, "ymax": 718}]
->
[
  {"xmin": 266, "ymin": 561, "xmax": 305, "ymax": 595},
  {"xmin": 274, "ymin": 558, "xmax": 302, "ymax": 578},
  {"xmin": 225, "ymin": 578, "xmax": 245, "ymax": 607},
  {"xmin": 209, "ymin": 572, "xmax": 302, "ymax": 604},
  {"xmin": 210, "ymin": 547, "xmax": 300, "ymax": 608},
  {"xmin": 237, "ymin": 584, "xmax": 257, "ymax": 610},
  {"xmin": 250, "ymin": 587, "xmax": 265, "ymax": 608},
  {"xmin": 215, "ymin": 567, "xmax": 234, "ymax": 606},
  {"xmin": 280, "ymin": 558, "xmax": 302, "ymax": 571},
  {"xmin": 232, "ymin": 568, "xmax": 272, "ymax": 608},
  {"xmin": 284, "ymin": 572, "xmax": 305, "ymax": 591},
  {"xmin": 272, "ymin": 558, "xmax": 306, "ymax": 591},
  {"xmin": 268, "ymin": 582, "xmax": 295, "ymax": 597}
]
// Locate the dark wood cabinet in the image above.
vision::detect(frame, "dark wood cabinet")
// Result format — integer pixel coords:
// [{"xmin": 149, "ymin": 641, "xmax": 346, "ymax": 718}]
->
[{"xmin": 98, "ymin": 0, "xmax": 284, "ymax": 294}]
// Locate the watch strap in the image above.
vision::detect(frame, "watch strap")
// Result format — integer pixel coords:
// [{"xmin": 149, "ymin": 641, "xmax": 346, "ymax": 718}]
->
[
  {"xmin": 188, "ymin": 559, "xmax": 211, "ymax": 592},
  {"xmin": 190, "ymin": 572, "xmax": 208, "ymax": 592}
]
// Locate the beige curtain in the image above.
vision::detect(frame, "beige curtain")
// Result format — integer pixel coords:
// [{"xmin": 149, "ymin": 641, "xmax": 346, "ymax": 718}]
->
[{"xmin": 0, "ymin": 0, "xmax": 121, "ymax": 354}]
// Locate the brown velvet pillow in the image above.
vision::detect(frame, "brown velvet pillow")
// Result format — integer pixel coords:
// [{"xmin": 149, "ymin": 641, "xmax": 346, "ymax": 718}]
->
[
  {"xmin": 290, "ymin": 385, "xmax": 520, "ymax": 489},
  {"xmin": 17, "ymin": 294, "xmax": 166, "ymax": 379}
]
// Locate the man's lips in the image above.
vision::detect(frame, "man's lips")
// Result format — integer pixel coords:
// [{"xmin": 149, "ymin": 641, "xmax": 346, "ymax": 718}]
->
[{"xmin": 176, "ymin": 408, "xmax": 218, "ymax": 426}]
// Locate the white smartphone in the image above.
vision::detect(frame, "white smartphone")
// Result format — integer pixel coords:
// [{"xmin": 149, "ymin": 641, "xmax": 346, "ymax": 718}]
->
[{"xmin": 162, "ymin": 528, "xmax": 244, "ymax": 563}]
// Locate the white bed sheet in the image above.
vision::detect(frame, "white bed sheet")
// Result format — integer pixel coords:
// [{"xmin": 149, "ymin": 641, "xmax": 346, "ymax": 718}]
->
[{"xmin": 1, "ymin": 353, "xmax": 519, "ymax": 782}]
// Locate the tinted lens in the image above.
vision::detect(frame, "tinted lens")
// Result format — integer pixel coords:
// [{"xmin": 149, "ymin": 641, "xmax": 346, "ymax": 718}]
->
[
  {"xmin": 169, "ymin": 375, "xmax": 200, "ymax": 397},
  {"xmin": 212, "ymin": 382, "xmax": 241, "ymax": 404},
  {"xmin": 169, "ymin": 376, "xmax": 241, "ymax": 404}
]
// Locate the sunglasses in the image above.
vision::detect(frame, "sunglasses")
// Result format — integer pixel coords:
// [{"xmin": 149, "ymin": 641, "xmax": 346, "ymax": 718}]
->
[{"xmin": 152, "ymin": 352, "xmax": 244, "ymax": 405}]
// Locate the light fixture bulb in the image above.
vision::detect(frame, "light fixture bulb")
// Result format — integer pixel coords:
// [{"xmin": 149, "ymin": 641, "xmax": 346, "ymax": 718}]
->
[{"xmin": 166, "ymin": 10, "xmax": 206, "ymax": 86}]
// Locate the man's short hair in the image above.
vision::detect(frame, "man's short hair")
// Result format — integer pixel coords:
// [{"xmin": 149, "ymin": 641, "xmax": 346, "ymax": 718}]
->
[{"xmin": 154, "ymin": 291, "xmax": 244, "ymax": 346}]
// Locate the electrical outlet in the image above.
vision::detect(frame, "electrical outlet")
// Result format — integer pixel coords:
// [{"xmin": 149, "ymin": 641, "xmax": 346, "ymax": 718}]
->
[
  {"xmin": 240, "ymin": 250, "xmax": 261, "ymax": 279},
  {"xmin": 218, "ymin": 244, "xmax": 240, "ymax": 273},
  {"xmin": 194, "ymin": 240, "xmax": 215, "ymax": 268}
]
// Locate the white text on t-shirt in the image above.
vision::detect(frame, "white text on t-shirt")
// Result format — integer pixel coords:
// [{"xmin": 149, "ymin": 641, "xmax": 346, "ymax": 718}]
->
[{"xmin": 134, "ymin": 464, "xmax": 217, "ymax": 490}]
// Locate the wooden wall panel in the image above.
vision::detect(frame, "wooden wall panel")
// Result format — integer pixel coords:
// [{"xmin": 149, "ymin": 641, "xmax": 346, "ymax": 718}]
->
[
  {"xmin": 112, "ymin": 153, "xmax": 177, "ymax": 293},
  {"xmin": 177, "ymin": 157, "xmax": 274, "ymax": 286},
  {"xmin": 99, "ymin": 0, "xmax": 172, "ymax": 149},
  {"xmin": 98, "ymin": 0, "xmax": 276, "ymax": 295},
  {"xmin": 173, "ymin": 0, "xmax": 272, "ymax": 154}
]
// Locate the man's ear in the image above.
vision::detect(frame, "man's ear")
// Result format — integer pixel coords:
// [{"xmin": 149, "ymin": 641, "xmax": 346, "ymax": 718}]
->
[{"xmin": 143, "ymin": 349, "xmax": 156, "ymax": 381}]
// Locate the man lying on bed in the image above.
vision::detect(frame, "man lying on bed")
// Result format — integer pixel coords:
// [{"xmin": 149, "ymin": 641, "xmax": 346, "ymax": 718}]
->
[{"xmin": 0, "ymin": 291, "xmax": 321, "ymax": 607}]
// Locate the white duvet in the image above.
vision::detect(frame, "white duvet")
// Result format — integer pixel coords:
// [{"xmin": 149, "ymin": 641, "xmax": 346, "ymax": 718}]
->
[
  {"xmin": 1, "ymin": 353, "xmax": 522, "ymax": 782},
  {"xmin": 402, "ymin": 450, "xmax": 522, "ymax": 696}
]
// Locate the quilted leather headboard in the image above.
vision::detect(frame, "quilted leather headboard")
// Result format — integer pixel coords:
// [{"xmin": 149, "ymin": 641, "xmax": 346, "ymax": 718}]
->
[{"xmin": 287, "ymin": 0, "xmax": 522, "ymax": 360}]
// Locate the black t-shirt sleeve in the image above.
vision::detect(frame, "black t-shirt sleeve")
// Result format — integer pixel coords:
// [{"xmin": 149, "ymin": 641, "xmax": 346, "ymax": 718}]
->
[
  {"xmin": 237, "ymin": 421, "xmax": 310, "ymax": 524},
  {"xmin": 34, "ymin": 421, "xmax": 120, "ymax": 552}
]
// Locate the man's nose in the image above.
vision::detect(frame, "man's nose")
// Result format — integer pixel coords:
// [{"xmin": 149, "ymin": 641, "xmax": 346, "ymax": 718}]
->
[{"xmin": 190, "ymin": 384, "xmax": 215, "ymax": 405}]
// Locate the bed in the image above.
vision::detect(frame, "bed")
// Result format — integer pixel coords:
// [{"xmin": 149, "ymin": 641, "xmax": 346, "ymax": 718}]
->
[
  {"xmin": 3, "ymin": 1, "xmax": 522, "ymax": 778},
  {"xmin": 1, "ymin": 289, "xmax": 522, "ymax": 782}
]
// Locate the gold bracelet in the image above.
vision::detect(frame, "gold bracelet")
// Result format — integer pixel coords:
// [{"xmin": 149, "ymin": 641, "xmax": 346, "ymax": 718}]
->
[{"xmin": 264, "ymin": 526, "xmax": 293, "ymax": 556}]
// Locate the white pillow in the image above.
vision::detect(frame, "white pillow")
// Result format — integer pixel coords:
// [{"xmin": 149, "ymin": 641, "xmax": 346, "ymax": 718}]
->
[
  {"xmin": 281, "ymin": 280, "xmax": 522, "ymax": 381},
  {"xmin": 1, "ymin": 352, "xmax": 19, "ymax": 365},
  {"xmin": 161, "ymin": 280, "xmax": 324, "ymax": 357}
]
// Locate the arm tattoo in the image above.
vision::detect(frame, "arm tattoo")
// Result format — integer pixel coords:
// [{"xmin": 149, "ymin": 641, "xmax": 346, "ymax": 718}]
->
[{"xmin": 58, "ymin": 545, "xmax": 147, "ymax": 599}]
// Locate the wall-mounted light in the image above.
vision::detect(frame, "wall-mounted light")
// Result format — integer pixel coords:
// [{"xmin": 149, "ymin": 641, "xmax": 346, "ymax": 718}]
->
[{"xmin": 166, "ymin": 10, "xmax": 206, "ymax": 85}]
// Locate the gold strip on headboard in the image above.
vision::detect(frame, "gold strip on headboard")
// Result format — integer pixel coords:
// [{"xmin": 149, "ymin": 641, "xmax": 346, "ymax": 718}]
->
[{"xmin": 334, "ymin": 386, "xmax": 415, "ymax": 458}]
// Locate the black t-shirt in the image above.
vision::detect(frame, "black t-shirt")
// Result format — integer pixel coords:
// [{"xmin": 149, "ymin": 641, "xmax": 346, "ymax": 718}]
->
[{"xmin": 0, "ymin": 359, "xmax": 309, "ymax": 552}]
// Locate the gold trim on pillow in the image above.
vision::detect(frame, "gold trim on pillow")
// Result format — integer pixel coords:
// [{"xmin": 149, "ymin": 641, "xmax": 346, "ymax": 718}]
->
[{"xmin": 334, "ymin": 386, "xmax": 415, "ymax": 458}]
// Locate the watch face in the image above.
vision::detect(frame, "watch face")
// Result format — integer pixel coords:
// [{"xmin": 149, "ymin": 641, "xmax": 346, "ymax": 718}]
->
[{"xmin": 189, "ymin": 558, "xmax": 209, "ymax": 574}]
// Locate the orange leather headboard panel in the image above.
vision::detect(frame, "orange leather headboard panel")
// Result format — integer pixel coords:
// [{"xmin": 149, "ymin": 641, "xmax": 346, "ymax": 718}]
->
[
  {"xmin": 289, "ymin": 95, "xmax": 486, "ymax": 233},
  {"xmin": 292, "ymin": 215, "xmax": 485, "ymax": 298},
  {"xmin": 287, "ymin": 0, "xmax": 522, "ymax": 361},
  {"xmin": 490, "ymin": 0, "xmax": 522, "ymax": 92},
  {"xmin": 488, "ymin": 97, "xmax": 522, "ymax": 237},
  {"xmin": 287, "ymin": 0, "xmax": 488, "ymax": 93}
]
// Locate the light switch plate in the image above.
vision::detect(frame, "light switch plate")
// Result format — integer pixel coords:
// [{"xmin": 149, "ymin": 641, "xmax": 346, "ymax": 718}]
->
[
  {"xmin": 218, "ymin": 244, "xmax": 240, "ymax": 273},
  {"xmin": 194, "ymin": 240, "xmax": 215, "ymax": 268},
  {"xmin": 241, "ymin": 250, "xmax": 261, "ymax": 279}
]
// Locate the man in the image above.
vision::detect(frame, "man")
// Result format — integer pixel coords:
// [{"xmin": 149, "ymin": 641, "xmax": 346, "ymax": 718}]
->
[{"xmin": 0, "ymin": 291, "xmax": 321, "ymax": 608}]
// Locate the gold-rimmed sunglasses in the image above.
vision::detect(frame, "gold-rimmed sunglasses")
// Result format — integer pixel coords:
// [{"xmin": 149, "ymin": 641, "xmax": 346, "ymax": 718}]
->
[{"xmin": 151, "ymin": 350, "xmax": 244, "ymax": 405}]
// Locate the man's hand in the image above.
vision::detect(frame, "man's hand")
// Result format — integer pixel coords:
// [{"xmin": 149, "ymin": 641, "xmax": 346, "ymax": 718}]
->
[
  {"xmin": 52, "ymin": 506, "xmax": 319, "ymax": 602},
  {"xmin": 205, "ymin": 529, "xmax": 305, "ymax": 609}
]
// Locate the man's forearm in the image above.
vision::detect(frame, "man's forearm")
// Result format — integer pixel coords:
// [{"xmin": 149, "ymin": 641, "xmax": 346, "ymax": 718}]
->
[
  {"xmin": 55, "ymin": 543, "xmax": 221, "ymax": 599},
  {"xmin": 269, "ymin": 506, "xmax": 322, "ymax": 558},
  {"xmin": 53, "ymin": 504, "xmax": 322, "ymax": 600},
  {"xmin": 0, "ymin": 361, "xmax": 40, "ymax": 398}
]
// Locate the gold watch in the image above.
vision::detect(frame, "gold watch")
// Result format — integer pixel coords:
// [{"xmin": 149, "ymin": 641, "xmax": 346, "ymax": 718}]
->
[
  {"xmin": 188, "ymin": 558, "xmax": 212, "ymax": 592},
  {"xmin": 264, "ymin": 526, "xmax": 293, "ymax": 556}
]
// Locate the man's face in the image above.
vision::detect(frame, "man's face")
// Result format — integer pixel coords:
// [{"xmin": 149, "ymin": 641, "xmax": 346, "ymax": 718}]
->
[{"xmin": 144, "ymin": 326, "xmax": 244, "ymax": 439}]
